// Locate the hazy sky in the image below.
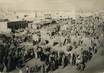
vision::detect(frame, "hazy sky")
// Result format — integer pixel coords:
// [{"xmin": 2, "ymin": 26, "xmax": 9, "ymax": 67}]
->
[{"xmin": 0, "ymin": 0, "xmax": 104, "ymax": 11}]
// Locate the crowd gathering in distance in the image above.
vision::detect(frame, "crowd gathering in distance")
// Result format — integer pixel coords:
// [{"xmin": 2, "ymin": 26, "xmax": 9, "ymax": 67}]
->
[{"xmin": 0, "ymin": 14, "xmax": 104, "ymax": 73}]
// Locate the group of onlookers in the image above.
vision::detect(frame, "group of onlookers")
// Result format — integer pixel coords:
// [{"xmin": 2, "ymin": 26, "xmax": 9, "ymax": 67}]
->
[{"xmin": 0, "ymin": 14, "xmax": 104, "ymax": 73}]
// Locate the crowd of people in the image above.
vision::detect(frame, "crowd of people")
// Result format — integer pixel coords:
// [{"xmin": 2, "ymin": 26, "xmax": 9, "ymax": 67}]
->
[
  {"xmin": 22, "ymin": 14, "xmax": 104, "ymax": 73},
  {"xmin": 0, "ymin": 14, "xmax": 104, "ymax": 73}
]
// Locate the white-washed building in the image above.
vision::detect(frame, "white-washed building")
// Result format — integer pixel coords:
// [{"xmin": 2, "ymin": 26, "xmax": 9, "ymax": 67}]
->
[{"xmin": 0, "ymin": 22, "xmax": 11, "ymax": 33}]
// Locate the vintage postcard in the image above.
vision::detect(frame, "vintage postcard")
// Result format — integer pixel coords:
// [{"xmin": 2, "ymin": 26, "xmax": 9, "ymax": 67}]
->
[{"xmin": 0, "ymin": 0, "xmax": 104, "ymax": 73}]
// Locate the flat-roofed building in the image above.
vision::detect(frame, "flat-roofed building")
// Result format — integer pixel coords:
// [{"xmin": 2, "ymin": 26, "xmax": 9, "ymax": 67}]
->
[{"xmin": 7, "ymin": 21, "xmax": 28, "ymax": 30}]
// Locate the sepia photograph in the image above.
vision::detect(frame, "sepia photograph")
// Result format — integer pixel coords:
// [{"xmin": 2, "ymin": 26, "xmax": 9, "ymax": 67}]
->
[{"xmin": 0, "ymin": 0, "xmax": 104, "ymax": 73}]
